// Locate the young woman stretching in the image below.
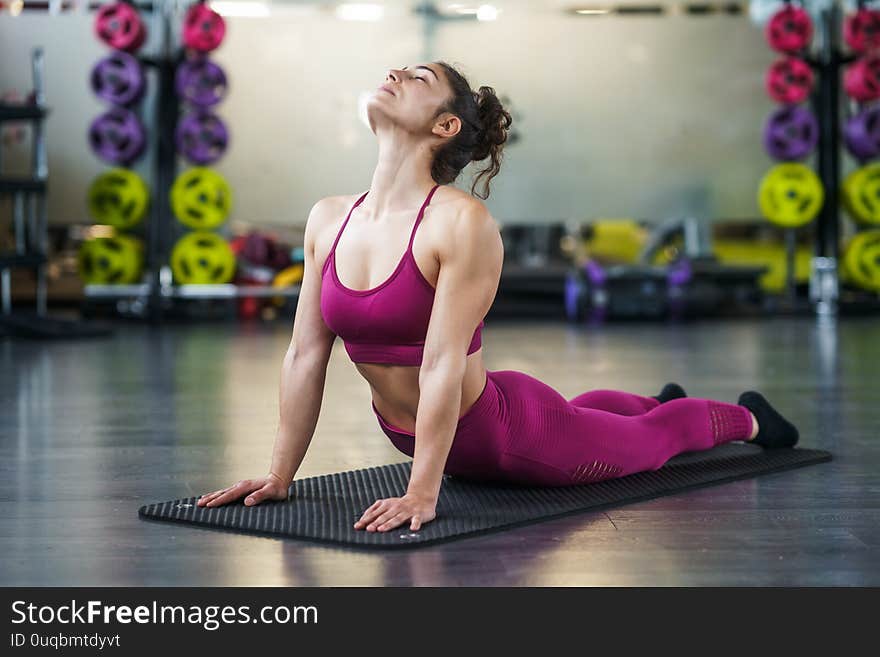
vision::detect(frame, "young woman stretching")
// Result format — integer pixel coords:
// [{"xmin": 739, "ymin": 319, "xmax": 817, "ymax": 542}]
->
[{"xmin": 197, "ymin": 61, "xmax": 799, "ymax": 533}]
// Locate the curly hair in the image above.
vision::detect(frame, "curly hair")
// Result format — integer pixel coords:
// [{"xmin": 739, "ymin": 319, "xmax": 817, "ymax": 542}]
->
[{"xmin": 431, "ymin": 61, "xmax": 513, "ymax": 200}]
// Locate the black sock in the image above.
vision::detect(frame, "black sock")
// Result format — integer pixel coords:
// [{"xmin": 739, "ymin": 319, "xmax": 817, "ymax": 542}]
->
[
  {"xmin": 737, "ymin": 391, "xmax": 799, "ymax": 448},
  {"xmin": 651, "ymin": 382, "xmax": 687, "ymax": 404}
]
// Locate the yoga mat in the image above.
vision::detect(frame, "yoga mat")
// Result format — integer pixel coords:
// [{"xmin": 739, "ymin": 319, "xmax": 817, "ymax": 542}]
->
[{"xmin": 138, "ymin": 443, "xmax": 832, "ymax": 548}]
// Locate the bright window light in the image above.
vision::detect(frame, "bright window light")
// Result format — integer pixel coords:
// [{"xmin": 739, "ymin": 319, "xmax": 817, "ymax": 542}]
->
[
  {"xmin": 476, "ymin": 4, "xmax": 498, "ymax": 21},
  {"xmin": 335, "ymin": 3, "xmax": 385, "ymax": 21},
  {"xmin": 209, "ymin": 2, "xmax": 272, "ymax": 18}
]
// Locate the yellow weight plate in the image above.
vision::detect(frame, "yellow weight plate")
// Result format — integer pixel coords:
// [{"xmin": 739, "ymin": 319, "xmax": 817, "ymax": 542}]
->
[
  {"xmin": 170, "ymin": 167, "xmax": 233, "ymax": 229},
  {"xmin": 87, "ymin": 168, "xmax": 149, "ymax": 230},
  {"xmin": 78, "ymin": 234, "xmax": 144, "ymax": 284},
  {"xmin": 757, "ymin": 163, "xmax": 824, "ymax": 228},
  {"xmin": 170, "ymin": 231, "xmax": 236, "ymax": 284},
  {"xmin": 842, "ymin": 164, "xmax": 880, "ymax": 226},
  {"xmin": 842, "ymin": 229, "xmax": 880, "ymax": 292}
]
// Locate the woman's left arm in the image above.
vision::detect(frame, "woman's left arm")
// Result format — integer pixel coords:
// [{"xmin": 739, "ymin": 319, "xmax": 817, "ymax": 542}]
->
[{"xmin": 354, "ymin": 201, "xmax": 503, "ymax": 533}]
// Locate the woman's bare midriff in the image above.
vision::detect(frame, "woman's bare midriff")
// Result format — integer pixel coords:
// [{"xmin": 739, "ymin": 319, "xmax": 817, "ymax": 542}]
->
[{"xmin": 359, "ymin": 349, "xmax": 487, "ymax": 434}]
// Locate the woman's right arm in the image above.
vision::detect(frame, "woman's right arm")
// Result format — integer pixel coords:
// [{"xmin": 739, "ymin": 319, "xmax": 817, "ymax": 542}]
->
[{"xmin": 197, "ymin": 198, "xmax": 340, "ymax": 508}]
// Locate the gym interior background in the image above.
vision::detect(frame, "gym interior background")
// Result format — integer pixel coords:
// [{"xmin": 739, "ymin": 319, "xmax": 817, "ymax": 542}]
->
[{"xmin": 1, "ymin": 0, "xmax": 878, "ymax": 585}]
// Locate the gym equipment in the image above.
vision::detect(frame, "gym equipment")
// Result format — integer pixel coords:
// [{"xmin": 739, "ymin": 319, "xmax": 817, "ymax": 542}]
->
[
  {"xmin": 844, "ymin": 54, "xmax": 880, "ymax": 102},
  {"xmin": 765, "ymin": 5, "xmax": 813, "ymax": 53},
  {"xmin": 175, "ymin": 58, "xmax": 228, "ymax": 108},
  {"xmin": 139, "ymin": 443, "xmax": 831, "ymax": 548},
  {"xmin": 272, "ymin": 264, "xmax": 304, "ymax": 306},
  {"xmin": 182, "ymin": 4, "xmax": 226, "ymax": 53},
  {"xmin": 758, "ymin": 163, "xmax": 825, "ymax": 228},
  {"xmin": 843, "ymin": 7, "xmax": 880, "ymax": 53},
  {"xmin": 170, "ymin": 231, "xmax": 236, "ymax": 284},
  {"xmin": 565, "ymin": 217, "xmax": 767, "ymax": 322},
  {"xmin": 239, "ymin": 231, "xmax": 292, "ymax": 270},
  {"xmin": 175, "ymin": 111, "xmax": 229, "ymax": 165},
  {"xmin": 843, "ymin": 164, "xmax": 880, "ymax": 226},
  {"xmin": 237, "ymin": 294, "xmax": 262, "ymax": 320},
  {"xmin": 844, "ymin": 105, "xmax": 880, "ymax": 161},
  {"xmin": 87, "ymin": 168, "xmax": 149, "ymax": 229},
  {"xmin": 88, "ymin": 107, "xmax": 146, "ymax": 165},
  {"xmin": 90, "ymin": 51, "xmax": 146, "ymax": 106},
  {"xmin": 169, "ymin": 167, "xmax": 232, "ymax": 229},
  {"xmin": 762, "ymin": 104, "xmax": 819, "ymax": 161},
  {"xmin": 93, "ymin": 2, "xmax": 147, "ymax": 53},
  {"xmin": 842, "ymin": 229, "xmax": 880, "ymax": 292},
  {"xmin": 78, "ymin": 234, "xmax": 144, "ymax": 284},
  {"xmin": 232, "ymin": 265, "xmax": 273, "ymax": 319},
  {"xmin": 765, "ymin": 57, "xmax": 815, "ymax": 104},
  {"xmin": 235, "ymin": 258, "xmax": 275, "ymax": 284},
  {"xmin": 712, "ymin": 238, "xmax": 812, "ymax": 294},
  {"xmin": 578, "ymin": 220, "xmax": 647, "ymax": 264},
  {"xmin": 493, "ymin": 223, "xmax": 571, "ymax": 317}
]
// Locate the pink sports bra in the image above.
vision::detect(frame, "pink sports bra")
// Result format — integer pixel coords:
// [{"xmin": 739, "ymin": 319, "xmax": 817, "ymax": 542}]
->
[{"xmin": 320, "ymin": 184, "xmax": 484, "ymax": 366}]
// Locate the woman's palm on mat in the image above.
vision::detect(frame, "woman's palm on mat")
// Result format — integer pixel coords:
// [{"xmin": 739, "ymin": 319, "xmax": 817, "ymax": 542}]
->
[
  {"xmin": 354, "ymin": 493, "xmax": 437, "ymax": 533},
  {"xmin": 197, "ymin": 473, "xmax": 289, "ymax": 508},
  {"xmin": 196, "ymin": 474, "xmax": 438, "ymax": 533}
]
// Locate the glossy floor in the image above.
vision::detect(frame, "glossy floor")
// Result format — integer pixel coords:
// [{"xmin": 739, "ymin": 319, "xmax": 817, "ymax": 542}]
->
[{"xmin": 1, "ymin": 315, "xmax": 877, "ymax": 586}]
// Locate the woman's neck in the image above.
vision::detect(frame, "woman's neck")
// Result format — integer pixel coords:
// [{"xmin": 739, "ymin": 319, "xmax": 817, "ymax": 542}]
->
[{"xmin": 365, "ymin": 132, "xmax": 438, "ymax": 217}]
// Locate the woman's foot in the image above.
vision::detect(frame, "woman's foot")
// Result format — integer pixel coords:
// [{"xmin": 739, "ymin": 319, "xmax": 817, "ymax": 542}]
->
[
  {"xmin": 738, "ymin": 391, "xmax": 799, "ymax": 448},
  {"xmin": 651, "ymin": 382, "xmax": 687, "ymax": 404}
]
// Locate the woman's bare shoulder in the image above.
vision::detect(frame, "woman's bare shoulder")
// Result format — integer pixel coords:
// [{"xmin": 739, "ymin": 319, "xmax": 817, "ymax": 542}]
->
[
  {"xmin": 432, "ymin": 185, "xmax": 499, "ymax": 230},
  {"xmin": 303, "ymin": 193, "xmax": 364, "ymax": 236},
  {"xmin": 308, "ymin": 193, "xmax": 363, "ymax": 223},
  {"xmin": 429, "ymin": 185, "xmax": 501, "ymax": 239}
]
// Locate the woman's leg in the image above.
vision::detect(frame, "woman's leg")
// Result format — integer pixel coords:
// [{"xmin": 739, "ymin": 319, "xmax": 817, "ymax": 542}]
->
[
  {"xmin": 568, "ymin": 389, "xmax": 660, "ymax": 416},
  {"xmin": 494, "ymin": 371, "xmax": 754, "ymax": 487}
]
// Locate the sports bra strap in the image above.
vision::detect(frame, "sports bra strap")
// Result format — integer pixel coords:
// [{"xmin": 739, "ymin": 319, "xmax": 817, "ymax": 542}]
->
[
  {"xmin": 407, "ymin": 184, "xmax": 441, "ymax": 251},
  {"xmin": 328, "ymin": 191, "xmax": 369, "ymax": 257},
  {"xmin": 329, "ymin": 184, "xmax": 440, "ymax": 260}
]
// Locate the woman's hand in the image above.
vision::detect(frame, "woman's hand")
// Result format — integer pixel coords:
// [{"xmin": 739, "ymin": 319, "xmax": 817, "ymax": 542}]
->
[
  {"xmin": 353, "ymin": 492, "xmax": 437, "ymax": 532},
  {"xmin": 197, "ymin": 472, "xmax": 290, "ymax": 508}
]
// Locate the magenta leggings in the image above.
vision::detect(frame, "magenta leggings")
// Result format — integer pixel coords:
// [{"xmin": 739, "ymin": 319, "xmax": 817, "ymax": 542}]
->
[{"xmin": 372, "ymin": 369, "xmax": 754, "ymax": 487}]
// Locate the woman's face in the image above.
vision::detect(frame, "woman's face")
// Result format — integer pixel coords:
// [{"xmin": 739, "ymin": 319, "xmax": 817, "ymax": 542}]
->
[{"xmin": 366, "ymin": 62, "xmax": 459, "ymax": 139}]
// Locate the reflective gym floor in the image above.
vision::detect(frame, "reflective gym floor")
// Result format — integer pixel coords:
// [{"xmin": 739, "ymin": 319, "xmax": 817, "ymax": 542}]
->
[{"xmin": 2, "ymin": 316, "xmax": 878, "ymax": 586}]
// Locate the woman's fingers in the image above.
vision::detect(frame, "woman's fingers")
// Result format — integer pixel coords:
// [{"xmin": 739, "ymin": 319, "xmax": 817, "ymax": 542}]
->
[
  {"xmin": 195, "ymin": 477, "xmax": 291, "ymax": 509},
  {"xmin": 354, "ymin": 499, "xmax": 388, "ymax": 528},
  {"xmin": 354, "ymin": 506, "xmax": 382, "ymax": 528},
  {"xmin": 376, "ymin": 512, "xmax": 408, "ymax": 532},
  {"xmin": 206, "ymin": 487, "xmax": 246, "ymax": 507},
  {"xmin": 196, "ymin": 487, "xmax": 231, "ymax": 506},
  {"xmin": 244, "ymin": 483, "xmax": 274, "ymax": 506},
  {"xmin": 368, "ymin": 508, "xmax": 403, "ymax": 531},
  {"xmin": 203, "ymin": 481, "xmax": 252, "ymax": 507}
]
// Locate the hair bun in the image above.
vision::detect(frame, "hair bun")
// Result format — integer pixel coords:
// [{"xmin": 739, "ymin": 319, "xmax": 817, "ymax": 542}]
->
[
  {"xmin": 473, "ymin": 86, "xmax": 512, "ymax": 162},
  {"xmin": 432, "ymin": 61, "xmax": 512, "ymax": 199}
]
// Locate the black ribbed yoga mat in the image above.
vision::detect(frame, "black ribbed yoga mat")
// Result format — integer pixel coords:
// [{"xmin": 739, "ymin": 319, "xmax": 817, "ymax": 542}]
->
[{"xmin": 138, "ymin": 443, "xmax": 832, "ymax": 548}]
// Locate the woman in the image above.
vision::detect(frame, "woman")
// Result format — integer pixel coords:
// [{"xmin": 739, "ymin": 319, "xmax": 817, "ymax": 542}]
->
[{"xmin": 197, "ymin": 61, "xmax": 799, "ymax": 533}]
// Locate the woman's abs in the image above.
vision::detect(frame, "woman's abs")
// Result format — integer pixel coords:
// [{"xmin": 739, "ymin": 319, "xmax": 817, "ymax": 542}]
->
[{"xmin": 361, "ymin": 349, "xmax": 486, "ymax": 433}]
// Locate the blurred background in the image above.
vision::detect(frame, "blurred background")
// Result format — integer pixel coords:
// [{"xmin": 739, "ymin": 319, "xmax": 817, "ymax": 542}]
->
[
  {"xmin": 2, "ymin": 1, "xmax": 879, "ymax": 587},
  {"xmin": 0, "ymin": 0, "xmax": 877, "ymax": 329}
]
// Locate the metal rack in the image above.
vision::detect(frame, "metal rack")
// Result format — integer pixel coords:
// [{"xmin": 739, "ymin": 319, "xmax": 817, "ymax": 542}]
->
[
  {"xmin": 0, "ymin": 48, "xmax": 113, "ymax": 338},
  {"xmin": 0, "ymin": 48, "xmax": 49, "ymax": 317},
  {"xmin": 802, "ymin": 1, "xmax": 880, "ymax": 316},
  {"xmin": 82, "ymin": 0, "xmax": 301, "ymax": 322},
  {"xmin": 807, "ymin": 2, "xmax": 846, "ymax": 317}
]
